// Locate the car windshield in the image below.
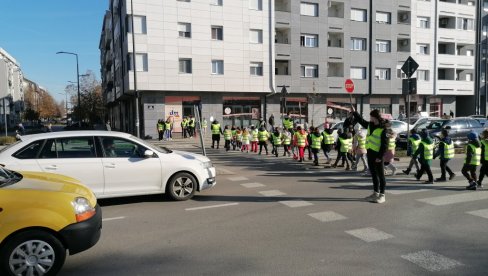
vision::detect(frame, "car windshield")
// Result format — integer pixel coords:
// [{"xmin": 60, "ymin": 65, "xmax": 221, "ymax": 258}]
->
[
  {"xmin": 426, "ymin": 120, "xmax": 447, "ymax": 130},
  {"xmin": 391, "ymin": 121, "xmax": 403, "ymax": 128},
  {"xmin": 129, "ymin": 135, "xmax": 172, "ymax": 153},
  {"xmin": 0, "ymin": 167, "xmax": 22, "ymax": 188}
]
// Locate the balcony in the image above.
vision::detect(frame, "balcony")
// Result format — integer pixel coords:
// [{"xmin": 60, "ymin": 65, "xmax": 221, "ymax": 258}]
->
[
  {"xmin": 328, "ymin": 32, "xmax": 344, "ymax": 48},
  {"xmin": 328, "ymin": 2, "xmax": 344, "ymax": 18},
  {"xmin": 276, "ymin": 44, "xmax": 291, "ymax": 58},
  {"xmin": 275, "ymin": 28, "xmax": 290, "ymax": 44},
  {"xmin": 275, "ymin": 11, "xmax": 291, "ymax": 26},
  {"xmin": 397, "ymin": 39, "xmax": 410, "ymax": 52},
  {"xmin": 275, "ymin": 0, "xmax": 290, "ymax": 12},
  {"xmin": 275, "ymin": 60, "xmax": 290, "ymax": 76},
  {"xmin": 327, "ymin": 62, "xmax": 344, "ymax": 77},
  {"xmin": 397, "ymin": 10, "xmax": 411, "ymax": 25},
  {"xmin": 437, "ymin": 80, "xmax": 474, "ymax": 95}
]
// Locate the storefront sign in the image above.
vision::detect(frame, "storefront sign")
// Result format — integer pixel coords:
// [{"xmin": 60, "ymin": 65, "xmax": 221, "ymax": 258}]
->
[
  {"xmin": 224, "ymin": 107, "xmax": 232, "ymax": 115},
  {"xmin": 165, "ymin": 104, "xmax": 183, "ymax": 132}
]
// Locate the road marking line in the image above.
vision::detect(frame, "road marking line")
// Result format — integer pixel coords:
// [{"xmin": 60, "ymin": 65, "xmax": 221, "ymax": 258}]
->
[
  {"xmin": 185, "ymin": 202, "xmax": 239, "ymax": 211},
  {"xmin": 241, "ymin": 182, "xmax": 266, "ymax": 188},
  {"xmin": 308, "ymin": 211, "xmax": 347, "ymax": 222},
  {"xmin": 466, "ymin": 208, "xmax": 488, "ymax": 219},
  {"xmin": 417, "ymin": 191, "xmax": 488, "ymax": 206},
  {"xmin": 401, "ymin": 250, "xmax": 463, "ymax": 272},
  {"xmin": 279, "ymin": 200, "xmax": 313, "ymax": 208},
  {"xmin": 102, "ymin": 216, "xmax": 125, "ymax": 222},
  {"xmin": 227, "ymin": 176, "xmax": 249, "ymax": 182},
  {"xmin": 387, "ymin": 187, "xmax": 428, "ymax": 195},
  {"xmin": 259, "ymin": 190, "xmax": 286, "ymax": 197},
  {"xmin": 345, "ymin": 227, "xmax": 394, "ymax": 242}
]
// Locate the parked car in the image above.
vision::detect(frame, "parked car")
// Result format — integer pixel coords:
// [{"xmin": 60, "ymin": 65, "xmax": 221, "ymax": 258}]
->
[
  {"xmin": 428, "ymin": 117, "xmax": 485, "ymax": 147},
  {"xmin": 0, "ymin": 131, "xmax": 216, "ymax": 201},
  {"xmin": 396, "ymin": 118, "xmax": 444, "ymax": 149},
  {"xmin": 390, "ymin": 120, "xmax": 413, "ymax": 134},
  {"xmin": 0, "ymin": 168, "xmax": 101, "ymax": 275}
]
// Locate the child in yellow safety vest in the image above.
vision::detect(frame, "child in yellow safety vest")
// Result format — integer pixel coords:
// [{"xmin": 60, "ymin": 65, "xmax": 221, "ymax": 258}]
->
[
  {"xmin": 223, "ymin": 125, "xmax": 232, "ymax": 152},
  {"xmin": 293, "ymin": 126, "xmax": 308, "ymax": 162},
  {"xmin": 282, "ymin": 128, "xmax": 292, "ymax": 157},
  {"xmin": 241, "ymin": 128, "xmax": 250, "ymax": 152},
  {"xmin": 332, "ymin": 129, "xmax": 352, "ymax": 170},
  {"xmin": 433, "ymin": 129, "xmax": 456, "ymax": 182},
  {"xmin": 477, "ymin": 129, "xmax": 488, "ymax": 189},
  {"xmin": 257, "ymin": 126, "xmax": 270, "ymax": 155},
  {"xmin": 402, "ymin": 129, "xmax": 421, "ymax": 176},
  {"xmin": 464, "ymin": 132, "xmax": 482, "ymax": 190},
  {"xmin": 250, "ymin": 126, "xmax": 259, "ymax": 153},
  {"xmin": 271, "ymin": 127, "xmax": 282, "ymax": 157},
  {"xmin": 321, "ymin": 126, "xmax": 334, "ymax": 164},
  {"xmin": 231, "ymin": 126, "xmax": 237, "ymax": 151},
  {"xmin": 310, "ymin": 127, "xmax": 323, "ymax": 166},
  {"xmin": 413, "ymin": 130, "xmax": 434, "ymax": 184},
  {"xmin": 352, "ymin": 128, "xmax": 368, "ymax": 172},
  {"xmin": 236, "ymin": 128, "xmax": 243, "ymax": 151},
  {"xmin": 383, "ymin": 129, "xmax": 397, "ymax": 176}
]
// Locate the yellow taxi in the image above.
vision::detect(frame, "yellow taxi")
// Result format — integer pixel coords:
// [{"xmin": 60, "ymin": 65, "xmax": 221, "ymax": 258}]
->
[{"xmin": 0, "ymin": 168, "xmax": 102, "ymax": 276}]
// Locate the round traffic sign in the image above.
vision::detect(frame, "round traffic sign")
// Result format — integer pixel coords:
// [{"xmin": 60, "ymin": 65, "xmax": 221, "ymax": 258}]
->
[{"xmin": 345, "ymin": 79, "xmax": 354, "ymax": 93}]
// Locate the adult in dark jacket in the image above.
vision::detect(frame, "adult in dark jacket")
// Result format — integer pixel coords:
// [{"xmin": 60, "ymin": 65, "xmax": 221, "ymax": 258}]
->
[
  {"xmin": 433, "ymin": 129, "xmax": 456, "ymax": 181},
  {"xmin": 414, "ymin": 130, "xmax": 434, "ymax": 184},
  {"xmin": 210, "ymin": 120, "xmax": 223, "ymax": 149},
  {"xmin": 353, "ymin": 108, "xmax": 388, "ymax": 203}
]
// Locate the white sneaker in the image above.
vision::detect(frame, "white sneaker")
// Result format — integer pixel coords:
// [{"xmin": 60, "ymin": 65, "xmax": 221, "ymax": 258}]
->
[
  {"xmin": 391, "ymin": 167, "xmax": 397, "ymax": 176},
  {"xmin": 365, "ymin": 192, "xmax": 379, "ymax": 202},
  {"xmin": 375, "ymin": 194, "xmax": 386, "ymax": 204}
]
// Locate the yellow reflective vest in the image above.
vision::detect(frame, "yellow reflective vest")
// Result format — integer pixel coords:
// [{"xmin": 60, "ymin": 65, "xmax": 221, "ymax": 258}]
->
[
  {"xmin": 421, "ymin": 141, "xmax": 434, "ymax": 160},
  {"xmin": 366, "ymin": 127, "xmax": 384, "ymax": 152},
  {"xmin": 322, "ymin": 132, "xmax": 334, "ymax": 145},
  {"xmin": 465, "ymin": 144, "xmax": 481, "ymax": 166},
  {"xmin": 311, "ymin": 134, "xmax": 323, "ymax": 149},
  {"xmin": 339, "ymin": 137, "xmax": 352, "ymax": 153},
  {"xmin": 211, "ymin": 124, "xmax": 221, "ymax": 134}
]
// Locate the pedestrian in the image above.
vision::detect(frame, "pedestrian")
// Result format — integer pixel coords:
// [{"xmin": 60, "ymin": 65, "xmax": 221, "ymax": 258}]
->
[
  {"xmin": 268, "ymin": 114, "xmax": 275, "ymax": 132},
  {"xmin": 181, "ymin": 117, "xmax": 188, "ymax": 138},
  {"xmin": 211, "ymin": 120, "xmax": 222, "ymax": 149},
  {"xmin": 332, "ymin": 128, "xmax": 352, "ymax": 170},
  {"xmin": 17, "ymin": 123, "xmax": 25, "ymax": 135},
  {"xmin": 413, "ymin": 129, "xmax": 435, "ymax": 184},
  {"xmin": 306, "ymin": 126, "xmax": 314, "ymax": 160},
  {"xmin": 157, "ymin": 119, "xmax": 164, "ymax": 141},
  {"xmin": 434, "ymin": 129, "xmax": 456, "ymax": 182},
  {"xmin": 310, "ymin": 127, "xmax": 323, "ymax": 166},
  {"xmin": 46, "ymin": 123, "xmax": 52, "ymax": 132},
  {"xmin": 321, "ymin": 125, "xmax": 335, "ymax": 164},
  {"xmin": 477, "ymin": 129, "xmax": 488, "ymax": 188},
  {"xmin": 353, "ymin": 108, "xmax": 388, "ymax": 203},
  {"xmin": 283, "ymin": 112, "xmax": 294, "ymax": 131},
  {"xmin": 282, "ymin": 127, "xmax": 292, "ymax": 157},
  {"xmin": 352, "ymin": 128, "xmax": 368, "ymax": 172},
  {"xmin": 231, "ymin": 125, "xmax": 237, "ymax": 151},
  {"xmin": 402, "ymin": 129, "xmax": 421, "ymax": 176},
  {"xmin": 293, "ymin": 126, "xmax": 308, "ymax": 162},
  {"xmin": 271, "ymin": 127, "xmax": 282, "ymax": 157},
  {"xmin": 241, "ymin": 128, "xmax": 250, "ymax": 152},
  {"xmin": 449, "ymin": 110, "xmax": 454, "ymax": 118},
  {"xmin": 258, "ymin": 117, "xmax": 266, "ymax": 129},
  {"xmin": 188, "ymin": 116, "xmax": 196, "ymax": 138},
  {"xmin": 257, "ymin": 125, "xmax": 269, "ymax": 155},
  {"xmin": 250, "ymin": 125, "xmax": 259, "ymax": 153},
  {"xmin": 343, "ymin": 111, "xmax": 356, "ymax": 133},
  {"xmin": 223, "ymin": 125, "xmax": 232, "ymax": 151},
  {"xmin": 236, "ymin": 127, "xmax": 243, "ymax": 150},
  {"xmin": 164, "ymin": 119, "xmax": 172, "ymax": 141},
  {"xmin": 463, "ymin": 132, "xmax": 481, "ymax": 190},
  {"xmin": 383, "ymin": 128, "xmax": 397, "ymax": 176},
  {"xmin": 202, "ymin": 118, "xmax": 208, "ymax": 136},
  {"xmin": 105, "ymin": 120, "xmax": 111, "ymax": 131}
]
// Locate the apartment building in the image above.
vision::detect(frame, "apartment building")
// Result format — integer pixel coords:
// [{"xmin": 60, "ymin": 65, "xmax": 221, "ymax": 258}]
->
[
  {"xmin": 475, "ymin": 0, "xmax": 488, "ymax": 115},
  {"xmin": 0, "ymin": 48, "xmax": 24, "ymax": 128},
  {"xmin": 100, "ymin": 0, "xmax": 477, "ymax": 138}
]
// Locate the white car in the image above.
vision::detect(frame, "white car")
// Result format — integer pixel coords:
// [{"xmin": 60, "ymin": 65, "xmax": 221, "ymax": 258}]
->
[{"xmin": 0, "ymin": 131, "xmax": 216, "ymax": 201}]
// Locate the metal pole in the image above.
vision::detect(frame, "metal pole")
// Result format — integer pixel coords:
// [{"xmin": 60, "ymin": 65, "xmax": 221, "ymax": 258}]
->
[
  {"xmin": 3, "ymin": 98, "xmax": 7, "ymax": 137},
  {"xmin": 131, "ymin": 0, "xmax": 140, "ymax": 138},
  {"xmin": 75, "ymin": 54, "xmax": 81, "ymax": 127},
  {"xmin": 406, "ymin": 60, "xmax": 411, "ymax": 149},
  {"xmin": 194, "ymin": 105, "xmax": 206, "ymax": 156}
]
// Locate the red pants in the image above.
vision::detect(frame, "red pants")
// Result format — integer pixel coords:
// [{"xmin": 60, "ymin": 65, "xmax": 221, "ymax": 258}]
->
[
  {"xmin": 298, "ymin": 147, "xmax": 305, "ymax": 159},
  {"xmin": 251, "ymin": 141, "xmax": 258, "ymax": 152}
]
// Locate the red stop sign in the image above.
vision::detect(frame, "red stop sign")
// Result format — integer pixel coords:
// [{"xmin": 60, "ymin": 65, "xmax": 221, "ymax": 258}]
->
[{"xmin": 345, "ymin": 79, "xmax": 354, "ymax": 93}]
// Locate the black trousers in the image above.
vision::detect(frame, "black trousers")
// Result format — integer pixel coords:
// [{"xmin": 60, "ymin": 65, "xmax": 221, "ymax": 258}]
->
[
  {"xmin": 479, "ymin": 162, "xmax": 488, "ymax": 184},
  {"xmin": 272, "ymin": 144, "xmax": 280, "ymax": 156},
  {"xmin": 322, "ymin": 144, "xmax": 332, "ymax": 160},
  {"xmin": 439, "ymin": 159, "xmax": 454, "ymax": 179},
  {"xmin": 312, "ymin": 148, "xmax": 320, "ymax": 164},
  {"xmin": 283, "ymin": 145, "xmax": 290, "ymax": 155},
  {"xmin": 462, "ymin": 164, "xmax": 477, "ymax": 182},
  {"xmin": 334, "ymin": 152, "xmax": 349, "ymax": 167},
  {"xmin": 158, "ymin": 130, "xmax": 163, "ymax": 140},
  {"xmin": 212, "ymin": 134, "xmax": 220, "ymax": 148},
  {"xmin": 259, "ymin": 141, "xmax": 268, "ymax": 154},
  {"xmin": 417, "ymin": 161, "xmax": 433, "ymax": 182},
  {"xmin": 224, "ymin": 140, "xmax": 231, "ymax": 151},
  {"xmin": 367, "ymin": 152, "xmax": 386, "ymax": 194}
]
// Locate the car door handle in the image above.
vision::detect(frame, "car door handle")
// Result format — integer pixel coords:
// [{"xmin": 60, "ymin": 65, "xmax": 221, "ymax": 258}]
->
[
  {"xmin": 45, "ymin": 165, "xmax": 57, "ymax": 170},
  {"xmin": 104, "ymin": 164, "xmax": 116, "ymax": 169}
]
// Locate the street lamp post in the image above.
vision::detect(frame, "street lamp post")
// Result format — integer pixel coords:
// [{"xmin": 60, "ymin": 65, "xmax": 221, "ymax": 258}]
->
[{"xmin": 56, "ymin": 51, "xmax": 81, "ymax": 127}]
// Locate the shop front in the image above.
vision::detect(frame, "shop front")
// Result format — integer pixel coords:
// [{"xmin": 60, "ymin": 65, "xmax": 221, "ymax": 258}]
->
[
  {"xmin": 429, "ymin": 97, "xmax": 442, "ymax": 117},
  {"xmin": 222, "ymin": 97, "xmax": 261, "ymax": 128},
  {"xmin": 326, "ymin": 96, "xmax": 356, "ymax": 122},
  {"xmin": 370, "ymin": 97, "xmax": 392, "ymax": 118},
  {"xmin": 165, "ymin": 96, "xmax": 201, "ymax": 132},
  {"xmin": 283, "ymin": 97, "xmax": 308, "ymax": 124}
]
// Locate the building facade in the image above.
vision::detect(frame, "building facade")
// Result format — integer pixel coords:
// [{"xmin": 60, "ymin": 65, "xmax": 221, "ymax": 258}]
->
[
  {"xmin": 101, "ymin": 0, "xmax": 477, "ymax": 138},
  {"xmin": 0, "ymin": 48, "xmax": 24, "ymax": 129}
]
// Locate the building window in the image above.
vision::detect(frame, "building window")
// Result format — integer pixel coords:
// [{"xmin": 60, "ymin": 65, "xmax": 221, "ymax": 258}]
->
[
  {"xmin": 375, "ymin": 68, "xmax": 391, "ymax": 80},
  {"xmin": 351, "ymin": 8, "xmax": 367, "ymax": 22},
  {"xmin": 376, "ymin": 11, "xmax": 391, "ymax": 24},
  {"xmin": 466, "ymin": 49, "xmax": 474, "ymax": 56},
  {"xmin": 350, "ymin": 37, "xmax": 366, "ymax": 51},
  {"xmin": 178, "ymin": 23, "xmax": 191, "ymax": 38},
  {"xmin": 250, "ymin": 62, "xmax": 263, "ymax": 76},
  {"xmin": 179, "ymin": 58, "xmax": 192, "ymax": 74},
  {"xmin": 417, "ymin": 43, "xmax": 429, "ymax": 55},
  {"xmin": 177, "ymin": 0, "xmax": 191, "ymax": 2},
  {"xmin": 457, "ymin": 18, "xmax": 474, "ymax": 30},
  {"xmin": 417, "ymin": 70, "xmax": 429, "ymax": 81},
  {"xmin": 212, "ymin": 60, "xmax": 224, "ymax": 75},
  {"xmin": 127, "ymin": 53, "xmax": 148, "ymax": 72},
  {"xmin": 300, "ymin": 2, "xmax": 318, "ymax": 17},
  {"xmin": 465, "ymin": 73, "xmax": 473, "ymax": 81},
  {"xmin": 211, "ymin": 0, "xmax": 222, "ymax": 5},
  {"xmin": 249, "ymin": 0, "xmax": 262, "ymax": 10},
  {"xmin": 300, "ymin": 65, "xmax": 318, "ymax": 78},
  {"xmin": 375, "ymin": 40, "xmax": 391, "ymax": 52},
  {"xmin": 350, "ymin": 67, "xmax": 366, "ymax": 79},
  {"xmin": 127, "ymin": 15, "xmax": 147, "ymax": 34},
  {"xmin": 211, "ymin": 26, "xmax": 224, "ymax": 40},
  {"xmin": 417, "ymin": 16, "xmax": 430, "ymax": 28},
  {"xmin": 250, "ymin": 29, "xmax": 263, "ymax": 43},
  {"xmin": 300, "ymin": 34, "xmax": 318, "ymax": 47},
  {"xmin": 397, "ymin": 69, "xmax": 407, "ymax": 79}
]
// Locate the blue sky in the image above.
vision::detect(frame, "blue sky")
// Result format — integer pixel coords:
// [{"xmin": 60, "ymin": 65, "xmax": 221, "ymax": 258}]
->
[{"xmin": 0, "ymin": 0, "xmax": 108, "ymax": 102}]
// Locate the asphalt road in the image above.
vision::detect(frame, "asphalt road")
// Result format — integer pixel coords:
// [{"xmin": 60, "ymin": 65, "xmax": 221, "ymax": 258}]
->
[{"xmin": 61, "ymin": 146, "xmax": 488, "ymax": 276}]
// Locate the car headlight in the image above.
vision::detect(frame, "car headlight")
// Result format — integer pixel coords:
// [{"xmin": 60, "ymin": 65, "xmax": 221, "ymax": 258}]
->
[
  {"xmin": 201, "ymin": 161, "xmax": 213, "ymax": 169},
  {"xmin": 72, "ymin": 197, "xmax": 96, "ymax": 222}
]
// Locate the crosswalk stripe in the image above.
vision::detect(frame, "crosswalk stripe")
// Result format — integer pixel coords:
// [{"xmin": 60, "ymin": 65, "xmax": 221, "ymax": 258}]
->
[
  {"xmin": 401, "ymin": 250, "xmax": 463, "ymax": 272},
  {"xmin": 259, "ymin": 190, "xmax": 286, "ymax": 197},
  {"xmin": 345, "ymin": 227, "xmax": 394, "ymax": 242},
  {"xmin": 241, "ymin": 182, "xmax": 266, "ymax": 188},
  {"xmin": 227, "ymin": 176, "xmax": 249, "ymax": 182},
  {"xmin": 417, "ymin": 191, "xmax": 488, "ymax": 206},
  {"xmin": 308, "ymin": 211, "xmax": 347, "ymax": 222},
  {"xmin": 466, "ymin": 208, "xmax": 488, "ymax": 219},
  {"xmin": 279, "ymin": 200, "xmax": 313, "ymax": 208}
]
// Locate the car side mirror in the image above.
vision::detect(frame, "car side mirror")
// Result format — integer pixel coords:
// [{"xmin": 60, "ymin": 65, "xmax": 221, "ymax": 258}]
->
[
  {"xmin": 144, "ymin": 150, "xmax": 154, "ymax": 158},
  {"xmin": 444, "ymin": 126, "xmax": 451, "ymax": 130}
]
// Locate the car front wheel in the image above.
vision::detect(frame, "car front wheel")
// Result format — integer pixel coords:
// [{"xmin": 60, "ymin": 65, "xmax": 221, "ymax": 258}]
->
[
  {"xmin": 0, "ymin": 230, "xmax": 66, "ymax": 276},
  {"xmin": 167, "ymin": 172, "xmax": 197, "ymax": 201}
]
